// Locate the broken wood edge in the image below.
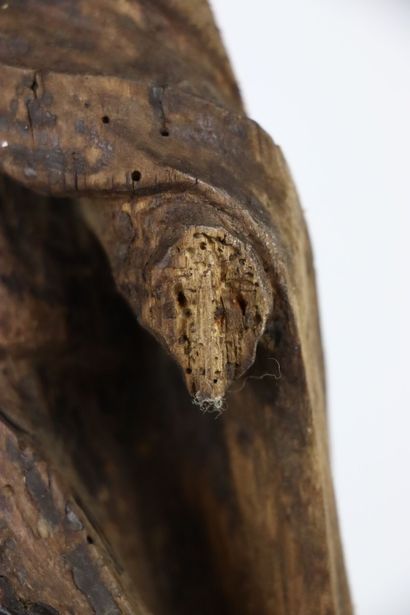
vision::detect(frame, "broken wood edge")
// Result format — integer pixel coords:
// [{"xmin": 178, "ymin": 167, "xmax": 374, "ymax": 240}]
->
[
  {"xmin": 79, "ymin": 189, "xmax": 278, "ymax": 406},
  {"xmin": 141, "ymin": 224, "xmax": 273, "ymax": 405}
]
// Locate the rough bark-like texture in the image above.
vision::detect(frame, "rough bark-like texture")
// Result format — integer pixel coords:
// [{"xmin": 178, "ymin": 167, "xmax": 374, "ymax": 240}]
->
[
  {"xmin": 0, "ymin": 422, "xmax": 134, "ymax": 615},
  {"xmin": 0, "ymin": 1, "xmax": 352, "ymax": 614}
]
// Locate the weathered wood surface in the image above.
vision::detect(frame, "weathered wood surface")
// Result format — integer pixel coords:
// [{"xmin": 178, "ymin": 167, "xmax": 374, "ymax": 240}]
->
[
  {"xmin": 0, "ymin": 0, "xmax": 241, "ymax": 110},
  {"xmin": 0, "ymin": 420, "xmax": 135, "ymax": 615},
  {"xmin": 0, "ymin": 1, "xmax": 352, "ymax": 614}
]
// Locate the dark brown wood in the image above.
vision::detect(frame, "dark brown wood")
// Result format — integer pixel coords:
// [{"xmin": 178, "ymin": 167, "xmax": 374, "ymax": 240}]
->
[
  {"xmin": 0, "ymin": 2, "xmax": 352, "ymax": 614},
  {"xmin": 0, "ymin": 420, "xmax": 135, "ymax": 615}
]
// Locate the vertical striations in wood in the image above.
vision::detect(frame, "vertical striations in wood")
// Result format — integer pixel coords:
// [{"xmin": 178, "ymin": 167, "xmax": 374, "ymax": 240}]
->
[{"xmin": 0, "ymin": 1, "xmax": 352, "ymax": 614}]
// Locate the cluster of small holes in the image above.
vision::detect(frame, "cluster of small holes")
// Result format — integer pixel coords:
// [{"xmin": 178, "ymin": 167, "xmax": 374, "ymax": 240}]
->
[
  {"xmin": 99, "ymin": 113, "xmax": 143, "ymax": 185},
  {"xmin": 152, "ymin": 232, "xmax": 269, "ymax": 402}
]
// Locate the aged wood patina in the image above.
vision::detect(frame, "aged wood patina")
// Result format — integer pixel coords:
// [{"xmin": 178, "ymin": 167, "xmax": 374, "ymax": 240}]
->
[{"xmin": 0, "ymin": 1, "xmax": 352, "ymax": 614}]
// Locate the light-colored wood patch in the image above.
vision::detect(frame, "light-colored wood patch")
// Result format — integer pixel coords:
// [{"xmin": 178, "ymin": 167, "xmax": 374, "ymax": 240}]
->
[{"xmin": 141, "ymin": 226, "xmax": 272, "ymax": 403}]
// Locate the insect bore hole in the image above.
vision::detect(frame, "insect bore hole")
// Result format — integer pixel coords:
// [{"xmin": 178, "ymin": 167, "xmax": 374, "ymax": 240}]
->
[
  {"xmin": 237, "ymin": 294, "xmax": 247, "ymax": 316},
  {"xmin": 102, "ymin": 115, "xmax": 110, "ymax": 124},
  {"xmin": 160, "ymin": 128, "xmax": 170, "ymax": 137},
  {"xmin": 131, "ymin": 170, "xmax": 141, "ymax": 182},
  {"xmin": 176, "ymin": 290, "xmax": 187, "ymax": 308},
  {"xmin": 30, "ymin": 77, "xmax": 39, "ymax": 97}
]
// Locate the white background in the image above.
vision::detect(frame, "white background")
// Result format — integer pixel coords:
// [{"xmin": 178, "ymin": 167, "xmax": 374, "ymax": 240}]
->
[{"xmin": 210, "ymin": 1, "xmax": 410, "ymax": 614}]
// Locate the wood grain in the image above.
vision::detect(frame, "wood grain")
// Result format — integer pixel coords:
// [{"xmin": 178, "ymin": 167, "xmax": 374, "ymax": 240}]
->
[{"xmin": 0, "ymin": 1, "xmax": 352, "ymax": 614}]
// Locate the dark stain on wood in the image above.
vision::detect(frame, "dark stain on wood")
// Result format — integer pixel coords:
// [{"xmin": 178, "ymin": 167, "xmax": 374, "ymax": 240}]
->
[
  {"xmin": 0, "ymin": 577, "xmax": 60, "ymax": 615},
  {"xmin": 0, "ymin": 1, "xmax": 351, "ymax": 614},
  {"xmin": 65, "ymin": 544, "xmax": 120, "ymax": 615}
]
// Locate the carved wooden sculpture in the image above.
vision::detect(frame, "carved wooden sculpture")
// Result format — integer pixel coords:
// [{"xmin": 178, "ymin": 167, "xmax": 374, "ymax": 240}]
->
[{"xmin": 0, "ymin": 1, "xmax": 352, "ymax": 614}]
